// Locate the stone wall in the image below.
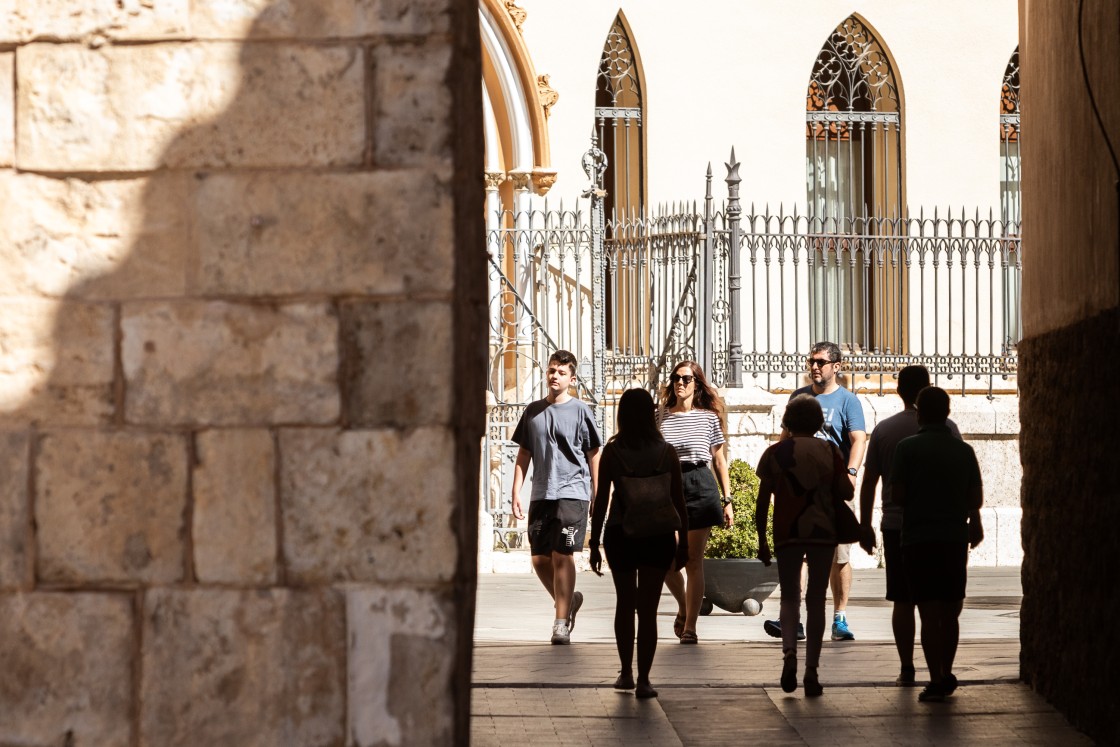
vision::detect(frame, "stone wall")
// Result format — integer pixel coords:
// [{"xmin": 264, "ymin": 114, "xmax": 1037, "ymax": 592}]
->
[
  {"xmin": 0, "ymin": 1, "xmax": 483, "ymax": 745},
  {"xmin": 1019, "ymin": 0, "xmax": 1119, "ymax": 742}
]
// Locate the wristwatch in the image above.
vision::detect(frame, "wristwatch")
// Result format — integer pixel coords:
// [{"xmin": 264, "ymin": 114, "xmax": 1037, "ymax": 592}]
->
[{"xmin": 847, "ymin": 467, "xmax": 858, "ymax": 476}]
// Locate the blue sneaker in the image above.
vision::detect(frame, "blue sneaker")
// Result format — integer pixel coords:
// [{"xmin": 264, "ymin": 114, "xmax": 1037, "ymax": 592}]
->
[
  {"xmin": 831, "ymin": 616, "xmax": 855, "ymax": 641},
  {"xmin": 763, "ymin": 619, "xmax": 806, "ymax": 640}
]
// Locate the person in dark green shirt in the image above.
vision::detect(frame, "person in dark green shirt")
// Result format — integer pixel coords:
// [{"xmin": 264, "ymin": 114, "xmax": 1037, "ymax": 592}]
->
[{"xmin": 891, "ymin": 386, "xmax": 984, "ymax": 703}]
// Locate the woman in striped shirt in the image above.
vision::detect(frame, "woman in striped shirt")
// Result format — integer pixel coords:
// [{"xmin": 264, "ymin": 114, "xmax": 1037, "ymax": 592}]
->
[{"xmin": 660, "ymin": 361, "xmax": 733, "ymax": 644}]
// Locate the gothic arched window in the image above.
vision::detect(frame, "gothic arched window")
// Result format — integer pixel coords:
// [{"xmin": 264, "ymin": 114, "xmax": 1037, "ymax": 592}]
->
[
  {"xmin": 1000, "ymin": 47, "xmax": 1021, "ymax": 224},
  {"xmin": 805, "ymin": 15, "xmax": 904, "ymax": 354},
  {"xmin": 595, "ymin": 13, "xmax": 645, "ymax": 221}
]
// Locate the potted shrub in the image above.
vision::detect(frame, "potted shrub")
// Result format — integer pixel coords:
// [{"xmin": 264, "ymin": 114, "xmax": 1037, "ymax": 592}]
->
[{"xmin": 700, "ymin": 459, "xmax": 778, "ymax": 616}]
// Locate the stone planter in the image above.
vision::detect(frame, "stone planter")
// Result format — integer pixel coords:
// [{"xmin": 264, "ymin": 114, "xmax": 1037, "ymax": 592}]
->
[{"xmin": 700, "ymin": 558, "xmax": 778, "ymax": 616}]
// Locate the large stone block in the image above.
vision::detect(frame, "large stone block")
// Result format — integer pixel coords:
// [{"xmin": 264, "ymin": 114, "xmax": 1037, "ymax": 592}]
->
[
  {"xmin": 340, "ymin": 301, "xmax": 452, "ymax": 428},
  {"xmin": 0, "ymin": 432, "xmax": 28, "ymax": 589},
  {"xmin": 121, "ymin": 301, "xmax": 339, "ymax": 426},
  {"xmin": 0, "ymin": 0, "xmax": 189, "ymax": 42},
  {"xmin": 0, "ymin": 54, "xmax": 12, "ymax": 166},
  {"xmin": 0, "ymin": 299, "xmax": 115, "ymax": 427},
  {"xmin": 372, "ymin": 40, "xmax": 453, "ymax": 168},
  {"xmin": 193, "ymin": 429, "xmax": 277, "ymax": 584},
  {"xmin": 969, "ymin": 438, "xmax": 1022, "ymax": 509},
  {"xmin": 279, "ymin": 427, "xmax": 458, "ymax": 583},
  {"xmin": 190, "ymin": 0, "xmax": 449, "ymax": 39},
  {"xmin": 348, "ymin": 588, "xmax": 456, "ymax": 746},
  {"xmin": 37, "ymin": 431, "xmax": 187, "ymax": 584},
  {"xmin": 194, "ymin": 171, "xmax": 453, "ymax": 296},
  {"xmin": 141, "ymin": 588, "xmax": 346, "ymax": 747},
  {"xmin": 0, "ymin": 592, "xmax": 133, "ymax": 746},
  {"xmin": 17, "ymin": 42, "xmax": 365, "ymax": 171},
  {"xmin": 0, "ymin": 171, "xmax": 190, "ymax": 299}
]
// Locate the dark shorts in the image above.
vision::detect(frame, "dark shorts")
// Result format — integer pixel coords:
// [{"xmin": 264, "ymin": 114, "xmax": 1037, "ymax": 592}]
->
[
  {"xmin": 903, "ymin": 541, "xmax": 968, "ymax": 603},
  {"xmin": 681, "ymin": 466, "xmax": 723, "ymax": 530},
  {"xmin": 527, "ymin": 499, "xmax": 589, "ymax": 556},
  {"xmin": 603, "ymin": 524, "xmax": 677, "ymax": 573},
  {"xmin": 882, "ymin": 529, "xmax": 912, "ymax": 604}
]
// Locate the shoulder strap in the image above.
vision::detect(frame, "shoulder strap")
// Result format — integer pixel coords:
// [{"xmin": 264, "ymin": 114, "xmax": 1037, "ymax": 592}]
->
[{"xmin": 612, "ymin": 446, "xmax": 633, "ymax": 474}]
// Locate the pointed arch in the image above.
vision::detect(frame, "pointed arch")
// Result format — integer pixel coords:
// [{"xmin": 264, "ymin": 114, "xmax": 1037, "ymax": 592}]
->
[
  {"xmin": 804, "ymin": 14, "xmax": 906, "ymax": 356},
  {"xmin": 595, "ymin": 10, "xmax": 647, "ymax": 221},
  {"xmin": 479, "ymin": 0, "xmax": 556, "ymax": 201},
  {"xmin": 1000, "ymin": 46, "xmax": 1021, "ymax": 223}
]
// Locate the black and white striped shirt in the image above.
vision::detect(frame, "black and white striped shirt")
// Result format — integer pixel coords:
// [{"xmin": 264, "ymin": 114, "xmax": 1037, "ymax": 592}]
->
[{"xmin": 659, "ymin": 409, "xmax": 724, "ymax": 463}]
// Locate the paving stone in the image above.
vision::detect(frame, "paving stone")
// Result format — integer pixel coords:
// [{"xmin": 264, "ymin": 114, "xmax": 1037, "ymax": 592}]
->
[
  {"xmin": 121, "ymin": 301, "xmax": 339, "ymax": 426},
  {"xmin": 0, "ymin": 431, "xmax": 28, "ymax": 588},
  {"xmin": 339, "ymin": 300, "xmax": 453, "ymax": 428},
  {"xmin": 0, "ymin": 0, "xmax": 189, "ymax": 42},
  {"xmin": 279, "ymin": 427, "xmax": 457, "ymax": 583},
  {"xmin": 141, "ymin": 588, "xmax": 346, "ymax": 747},
  {"xmin": 372, "ymin": 39, "xmax": 453, "ymax": 168},
  {"xmin": 193, "ymin": 170, "xmax": 453, "ymax": 296},
  {"xmin": 348, "ymin": 587, "xmax": 458, "ymax": 746},
  {"xmin": 0, "ymin": 591, "xmax": 133, "ymax": 746},
  {"xmin": 17, "ymin": 42, "xmax": 365, "ymax": 171},
  {"xmin": 36, "ymin": 430, "xmax": 188, "ymax": 584},
  {"xmin": 192, "ymin": 429, "xmax": 277, "ymax": 584},
  {"xmin": 0, "ymin": 171, "xmax": 191, "ymax": 299},
  {"xmin": 0, "ymin": 299, "xmax": 115, "ymax": 427},
  {"xmin": 190, "ymin": 0, "xmax": 449, "ymax": 39}
]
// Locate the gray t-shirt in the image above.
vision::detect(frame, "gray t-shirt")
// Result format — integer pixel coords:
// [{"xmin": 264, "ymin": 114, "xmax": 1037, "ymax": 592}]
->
[
  {"xmin": 512, "ymin": 397, "xmax": 603, "ymax": 502},
  {"xmin": 866, "ymin": 408, "xmax": 961, "ymax": 530}
]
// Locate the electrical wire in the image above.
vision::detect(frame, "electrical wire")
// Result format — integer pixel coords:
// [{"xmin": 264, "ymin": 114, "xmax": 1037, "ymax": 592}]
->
[{"xmin": 1076, "ymin": 0, "xmax": 1120, "ymax": 303}]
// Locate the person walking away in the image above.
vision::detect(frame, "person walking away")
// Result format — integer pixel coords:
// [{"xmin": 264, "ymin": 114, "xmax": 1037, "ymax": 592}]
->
[
  {"xmin": 511, "ymin": 350, "xmax": 602, "ymax": 645},
  {"xmin": 756, "ymin": 394, "xmax": 853, "ymax": 697},
  {"xmin": 589, "ymin": 388, "xmax": 689, "ymax": 699},
  {"xmin": 764, "ymin": 341, "xmax": 866, "ymax": 641},
  {"xmin": 858, "ymin": 365, "xmax": 962, "ymax": 686},
  {"xmin": 659, "ymin": 361, "xmax": 733, "ymax": 645},
  {"xmin": 891, "ymin": 386, "xmax": 984, "ymax": 702}
]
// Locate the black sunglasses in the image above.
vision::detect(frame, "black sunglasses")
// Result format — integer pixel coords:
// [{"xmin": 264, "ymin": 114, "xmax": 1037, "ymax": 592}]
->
[
  {"xmin": 670, "ymin": 373, "xmax": 695, "ymax": 385},
  {"xmin": 807, "ymin": 357, "xmax": 836, "ymax": 369}
]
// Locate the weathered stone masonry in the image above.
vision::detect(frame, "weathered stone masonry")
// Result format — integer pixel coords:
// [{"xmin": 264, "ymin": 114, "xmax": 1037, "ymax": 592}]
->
[{"xmin": 0, "ymin": 1, "xmax": 483, "ymax": 745}]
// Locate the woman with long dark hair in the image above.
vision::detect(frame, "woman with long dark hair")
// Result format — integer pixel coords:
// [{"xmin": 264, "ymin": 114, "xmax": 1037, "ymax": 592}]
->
[
  {"xmin": 659, "ymin": 361, "xmax": 733, "ymax": 644},
  {"xmin": 590, "ymin": 388, "xmax": 688, "ymax": 699}
]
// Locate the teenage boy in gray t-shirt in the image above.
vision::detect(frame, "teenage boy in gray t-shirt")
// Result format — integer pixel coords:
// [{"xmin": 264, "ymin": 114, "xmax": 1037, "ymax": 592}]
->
[{"xmin": 511, "ymin": 350, "xmax": 602, "ymax": 644}]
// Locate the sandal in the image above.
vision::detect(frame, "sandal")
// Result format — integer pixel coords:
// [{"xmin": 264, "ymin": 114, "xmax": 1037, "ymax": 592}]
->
[
  {"xmin": 679, "ymin": 630, "xmax": 698, "ymax": 645},
  {"xmin": 673, "ymin": 613, "xmax": 686, "ymax": 639}
]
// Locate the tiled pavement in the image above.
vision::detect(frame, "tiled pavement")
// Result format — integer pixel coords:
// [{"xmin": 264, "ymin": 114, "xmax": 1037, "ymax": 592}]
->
[{"xmin": 472, "ymin": 566, "xmax": 1092, "ymax": 745}]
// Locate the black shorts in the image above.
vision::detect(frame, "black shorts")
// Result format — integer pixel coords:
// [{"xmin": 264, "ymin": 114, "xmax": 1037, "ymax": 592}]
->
[
  {"xmin": 883, "ymin": 529, "xmax": 912, "ymax": 604},
  {"xmin": 527, "ymin": 499, "xmax": 589, "ymax": 556},
  {"xmin": 681, "ymin": 466, "xmax": 723, "ymax": 530},
  {"xmin": 603, "ymin": 524, "xmax": 677, "ymax": 573},
  {"xmin": 903, "ymin": 541, "xmax": 968, "ymax": 603}
]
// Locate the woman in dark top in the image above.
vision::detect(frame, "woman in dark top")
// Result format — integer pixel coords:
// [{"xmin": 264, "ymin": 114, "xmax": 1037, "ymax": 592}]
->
[{"xmin": 590, "ymin": 388, "xmax": 689, "ymax": 699}]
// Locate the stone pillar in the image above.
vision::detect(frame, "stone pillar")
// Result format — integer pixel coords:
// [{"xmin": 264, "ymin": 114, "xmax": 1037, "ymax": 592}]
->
[{"xmin": 0, "ymin": 1, "xmax": 483, "ymax": 745}]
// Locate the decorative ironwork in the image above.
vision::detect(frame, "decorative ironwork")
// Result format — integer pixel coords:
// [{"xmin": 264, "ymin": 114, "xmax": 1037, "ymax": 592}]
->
[
  {"xmin": 596, "ymin": 19, "xmax": 641, "ymax": 108},
  {"xmin": 1000, "ymin": 46, "xmax": 1021, "ymax": 142},
  {"xmin": 807, "ymin": 16, "xmax": 900, "ymax": 119},
  {"xmin": 595, "ymin": 14, "xmax": 645, "ymax": 227}
]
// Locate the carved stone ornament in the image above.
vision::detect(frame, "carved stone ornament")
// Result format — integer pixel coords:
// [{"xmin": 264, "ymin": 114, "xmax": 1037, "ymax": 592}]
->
[
  {"xmin": 508, "ymin": 171, "xmax": 533, "ymax": 191},
  {"xmin": 532, "ymin": 171, "xmax": 558, "ymax": 196},
  {"xmin": 537, "ymin": 74, "xmax": 559, "ymax": 118},
  {"xmin": 484, "ymin": 171, "xmax": 507, "ymax": 190},
  {"xmin": 504, "ymin": 1, "xmax": 527, "ymax": 35}
]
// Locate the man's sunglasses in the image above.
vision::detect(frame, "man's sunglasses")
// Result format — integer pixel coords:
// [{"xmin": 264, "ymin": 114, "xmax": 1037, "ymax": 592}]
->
[
  {"xmin": 669, "ymin": 374, "xmax": 695, "ymax": 385},
  {"xmin": 807, "ymin": 357, "xmax": 837, "ymax": 369}
]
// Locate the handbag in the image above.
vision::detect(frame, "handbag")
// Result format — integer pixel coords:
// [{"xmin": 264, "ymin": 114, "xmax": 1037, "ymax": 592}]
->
[
  {"xmin": 615, "ymin": 445, "xmax": 682, "ymax": 538},
  {"xmin": 834, "ymin": 498, "xmax": 862, "ymax": 545}
]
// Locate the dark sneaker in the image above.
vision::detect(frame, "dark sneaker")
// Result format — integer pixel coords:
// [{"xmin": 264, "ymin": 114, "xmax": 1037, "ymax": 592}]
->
[
  {"xmin": 896, "ymin": 667, "xmax": 917, "ymax": 686},
  {"xmin": 943, "ymin": 673, "xmax": 959, "ymax": 695},
  {"xmin": 781, "ymin": 651, "xmax": 797, "ymax": 693},
  {"xmin": 804, "ymin": 669, "xmax": 823, "ymax": 697},
  {"xmin": 568, "ymin": 591, "xmax": 584, "ymax": 634},
  {"xmin": 763, "ymin": 619, "xmax": 806, "ymax": 640},
  {"xmin": 918, "ymin": 683, "xmax": 947, "ymax": 703},
  {"xmin": 831, "ymin": 617, "xmax": 855, "ymax": 641}
]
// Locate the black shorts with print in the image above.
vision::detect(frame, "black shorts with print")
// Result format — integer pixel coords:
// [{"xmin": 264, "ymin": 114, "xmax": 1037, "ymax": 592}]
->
[{"xmin": 527, "ymin": 499, "xmax": 589, "ymax": 556}]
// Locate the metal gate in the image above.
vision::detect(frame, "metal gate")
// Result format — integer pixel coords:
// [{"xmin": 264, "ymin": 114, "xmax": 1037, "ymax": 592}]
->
[{"xmin": 481, "ymin": 145, "xmax": 738, "ymax": 525}]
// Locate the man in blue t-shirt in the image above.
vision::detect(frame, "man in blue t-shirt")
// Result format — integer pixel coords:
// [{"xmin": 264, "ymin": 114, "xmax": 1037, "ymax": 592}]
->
[{"xmin": 764, "ymin": 341, "xmax": 867, "ymax": 642}]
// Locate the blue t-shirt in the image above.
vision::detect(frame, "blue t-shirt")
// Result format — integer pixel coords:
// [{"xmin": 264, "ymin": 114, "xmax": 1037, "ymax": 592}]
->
[{"xmin": 790, "ymin": 385, "xmax": 866, "ymax": 462}]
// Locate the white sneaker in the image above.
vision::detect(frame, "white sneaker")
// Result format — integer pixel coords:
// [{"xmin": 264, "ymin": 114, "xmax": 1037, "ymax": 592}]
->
[
  {"xmin": 568, "ymin": 591, "xmax": 584, "ymax": 634},
  {"xmin": 550, "ymin": 621, "xmax": 570, "ymax": 645}
]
